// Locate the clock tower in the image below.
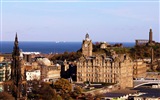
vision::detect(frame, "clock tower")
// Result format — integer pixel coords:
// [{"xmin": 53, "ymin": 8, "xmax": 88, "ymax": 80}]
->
[{"xmin": 82, "ymin": 33, "xmax": 92, "ymax": 56}]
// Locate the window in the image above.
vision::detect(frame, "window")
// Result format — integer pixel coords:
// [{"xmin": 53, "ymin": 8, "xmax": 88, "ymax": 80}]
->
[{"xmin": 7, "ymin": 85, "xmax": 10, "ymax": 91}]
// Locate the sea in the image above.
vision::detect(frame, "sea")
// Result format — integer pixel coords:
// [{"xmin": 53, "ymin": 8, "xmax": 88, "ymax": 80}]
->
[{"xmin": 0, "ymin": 41, "xmax": 135, "ymax": 54}]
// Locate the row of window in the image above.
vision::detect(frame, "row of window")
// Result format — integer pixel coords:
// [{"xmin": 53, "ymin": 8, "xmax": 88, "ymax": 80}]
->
[
  {"xmin": 78, "ymin": 70, "xmax": 120, "ymax": 74},
  {"xmin": 85, "ymin": 78, "xmax": 115, "ymax": 83},
  {"xmin": 78, "ymin": 65, "xmax": 120, "ymax": 69},
  {"xmin": 78, "ymin": 73, "xmax": 116, "ymax": 77},
  {"xmin": 78, "ymin": 62, "xmax": 117, "ymax": 66}
]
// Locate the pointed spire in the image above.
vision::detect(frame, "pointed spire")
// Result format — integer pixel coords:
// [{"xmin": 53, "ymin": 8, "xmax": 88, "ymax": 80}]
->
[
  {"xmin": 13, "ymin": 33, "xmax": 20, "ymax": 56},
  {"xmin": 14, "ymin": 32, "xmax": 18, "ymax": 46}
]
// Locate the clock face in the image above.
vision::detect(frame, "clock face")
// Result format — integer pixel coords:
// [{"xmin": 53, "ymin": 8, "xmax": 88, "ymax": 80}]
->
[{"xmin": 85, "ymin": 44, "xmax": 88, "ymax": 47}]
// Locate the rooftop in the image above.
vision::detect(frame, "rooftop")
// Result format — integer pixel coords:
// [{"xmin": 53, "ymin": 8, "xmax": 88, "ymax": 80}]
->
[{"xmin": 102, "ymin": 89, "xmax": 138, "ymax": 97}]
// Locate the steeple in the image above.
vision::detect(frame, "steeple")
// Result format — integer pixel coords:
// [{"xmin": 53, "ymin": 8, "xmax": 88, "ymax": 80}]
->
[
  {"xmin": 15, "ymin": 33, "xmax": 18, "ymax": 45},
  {"xmin": 11, "ymin": 33, "xmax": 23, "ymax": 99},
  {"xmin": 13, "ymin": 33, "xmax": 20, "ymax": 57}
]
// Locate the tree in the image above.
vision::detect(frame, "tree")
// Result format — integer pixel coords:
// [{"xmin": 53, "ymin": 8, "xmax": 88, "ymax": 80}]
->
[
  {"xmin": 53, "ymin": 78, "xmax": 72, "ymax": 93},
  {"xmin": 71, "ymin": 86, "xmax": 83, "ymax": 99},
  {"xmin": 27, "ymin": 80, "xmax": 60, "ymax": 100},
  {"xmin": 40, "ymin": 83, "xmax": 58, "ymax": 100},
  {"xmin": 50, "ymin": 51, "xmax": 82, "ymax": 61},
  {"xmin": 74, "ymin": 86, "xmax": 83, "ymax": 94},
  {"xmin": 0, "ymin": 92, "xmax": 14, "ymax": 100},
  {"xmin": 57, "ymin": 94, "xmax": 62, "ymax": 100}
]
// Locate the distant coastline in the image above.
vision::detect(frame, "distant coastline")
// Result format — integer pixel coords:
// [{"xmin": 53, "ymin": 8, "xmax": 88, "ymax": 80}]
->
[{"xmin": 0, "ymin": 41, "xmax": 135, "ymax": 54}]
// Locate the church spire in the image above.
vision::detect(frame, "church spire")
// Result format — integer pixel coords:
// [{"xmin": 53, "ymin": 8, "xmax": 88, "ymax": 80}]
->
[
  {"xmin": 15, "ymin": 33, "xmax": 18, "ymax": 44},
  {"xmin": 14, "ymin": 33, "xmax": 19, "ymax": 48}
]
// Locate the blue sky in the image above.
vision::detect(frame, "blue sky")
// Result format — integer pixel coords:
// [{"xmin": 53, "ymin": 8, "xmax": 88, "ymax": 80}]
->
[{"xmin": 0, "ymin": 0, "xmax": 159, "ymax": 42}]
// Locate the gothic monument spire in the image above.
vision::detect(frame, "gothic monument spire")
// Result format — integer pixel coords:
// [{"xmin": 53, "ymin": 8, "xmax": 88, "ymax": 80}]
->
[
  {"xmin": 13, "ymin": 33, "xmax": 20, "ymax": 57},
  {"xmin": 11, "ymin": 33, "xmax": 23, "ymax": 99}
]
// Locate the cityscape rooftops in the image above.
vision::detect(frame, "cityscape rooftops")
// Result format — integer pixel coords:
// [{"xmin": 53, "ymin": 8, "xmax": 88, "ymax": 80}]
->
[
  {"xmin": 0, "ymin": 62, "xmax": 10, "ymax": 67},
  {"xmin": 22, "ymin": 52, "xmax": 41, "ymax": 55}
]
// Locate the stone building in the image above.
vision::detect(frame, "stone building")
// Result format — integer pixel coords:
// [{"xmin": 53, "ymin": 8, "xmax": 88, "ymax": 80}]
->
[
  {"xmin": 0, "ymin": 56, "xmax": 4, "ymax": 62},
  {"xmin": 133, "ymin": 60, "xmax": 147, "ymax": 78},
  {"xmin": 100, "ymin": 42, "xmax": 109, "ymax": 49},
  {"xmin": 77, "ymin": 33, "xmax": 134, "ymax": 89},
  {"xmin": 60, "ymin": 60, "xmax": 77, "ymax": 81},
  {"xmin": 0, "ymin": 54, "xmax": 12, "ymax": 62},
  {"xmin": 41, "ymin": 63, "xmax": 61, "ymax": 82},
  {"xmin": 0, "ymin": 62, "xmax": 11, "ymax": 81},
  {"xmin": 26, "ymin": 70, "xmax": 41, "ymax": 81},
  {"xmin": 77, "ymin": 54, "xmax": 133, "ymax": 88},
  {"xmin": 82, "ymin": 33, "xmax": 93, "ymax": 57}
]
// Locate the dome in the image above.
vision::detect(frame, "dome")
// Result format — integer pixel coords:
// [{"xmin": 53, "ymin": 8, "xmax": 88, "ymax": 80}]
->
[{"xmin": 41, "ymin": 58, "xmax": 51, "ymax": 66}]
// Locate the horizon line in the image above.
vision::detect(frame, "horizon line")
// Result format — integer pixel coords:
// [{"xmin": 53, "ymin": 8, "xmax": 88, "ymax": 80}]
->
[
  {"xmin": 0, "ymin": 40, "xmax": 136, "ymax": 43},
  {"xmin": 1, "ymin": 0, "xmax": 159, "ymax": 3}
]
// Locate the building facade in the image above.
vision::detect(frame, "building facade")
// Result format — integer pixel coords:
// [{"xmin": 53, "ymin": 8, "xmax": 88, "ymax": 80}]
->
[
  {"xmin": 26, "ymin": 70, "xmax": 41, "ymax": 81},
  {"xmin": 77, "ymin": 54, "xmax": 133, "ymax": 88},
  {"xmin": 0, "ymin": 62, "xmax": 11, "ymax": 82},
  {"xmin": 133, "ymin": 60, "xmax": 147, "ymax": 78},
  {"xmin": 41, "ymin": 64, "xmax": 61, "ymax": 82},
  {"xmin": 0, "ymin": 56, "xmax": 4, "ymax": 62}
]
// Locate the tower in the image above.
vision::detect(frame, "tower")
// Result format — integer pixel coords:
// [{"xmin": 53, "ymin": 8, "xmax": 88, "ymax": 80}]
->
[
  {"xmin": 149, "ymin": 28, "xmax": 153, "ymax": 43},
  {"xmin": 12, "ymin": 33, "xmax": 21, "ymax": 85},
  {"xmin": 82, "ymin": 33, "xmax": 92, "ymax": 56},
  {"xmin": 11, "ymin": 33, "xmax": 26, "ymax": 99}
]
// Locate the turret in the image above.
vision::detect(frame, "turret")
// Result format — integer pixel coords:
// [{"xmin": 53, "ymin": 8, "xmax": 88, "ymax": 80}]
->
[{"xmin": 85, "ymin": 33, "xmax": 90, "ymax": 41}]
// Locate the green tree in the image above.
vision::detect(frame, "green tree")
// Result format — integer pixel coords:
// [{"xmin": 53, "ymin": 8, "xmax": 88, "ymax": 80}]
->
[{"xmin": 50, "ymin": 52, "xmax": 82, "ymax": 61}]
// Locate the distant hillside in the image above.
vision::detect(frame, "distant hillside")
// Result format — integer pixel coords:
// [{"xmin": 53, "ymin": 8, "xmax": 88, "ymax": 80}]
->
[{"xmin": 130, "ymin": 44, "xmax": 160, "ymax": 59}]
